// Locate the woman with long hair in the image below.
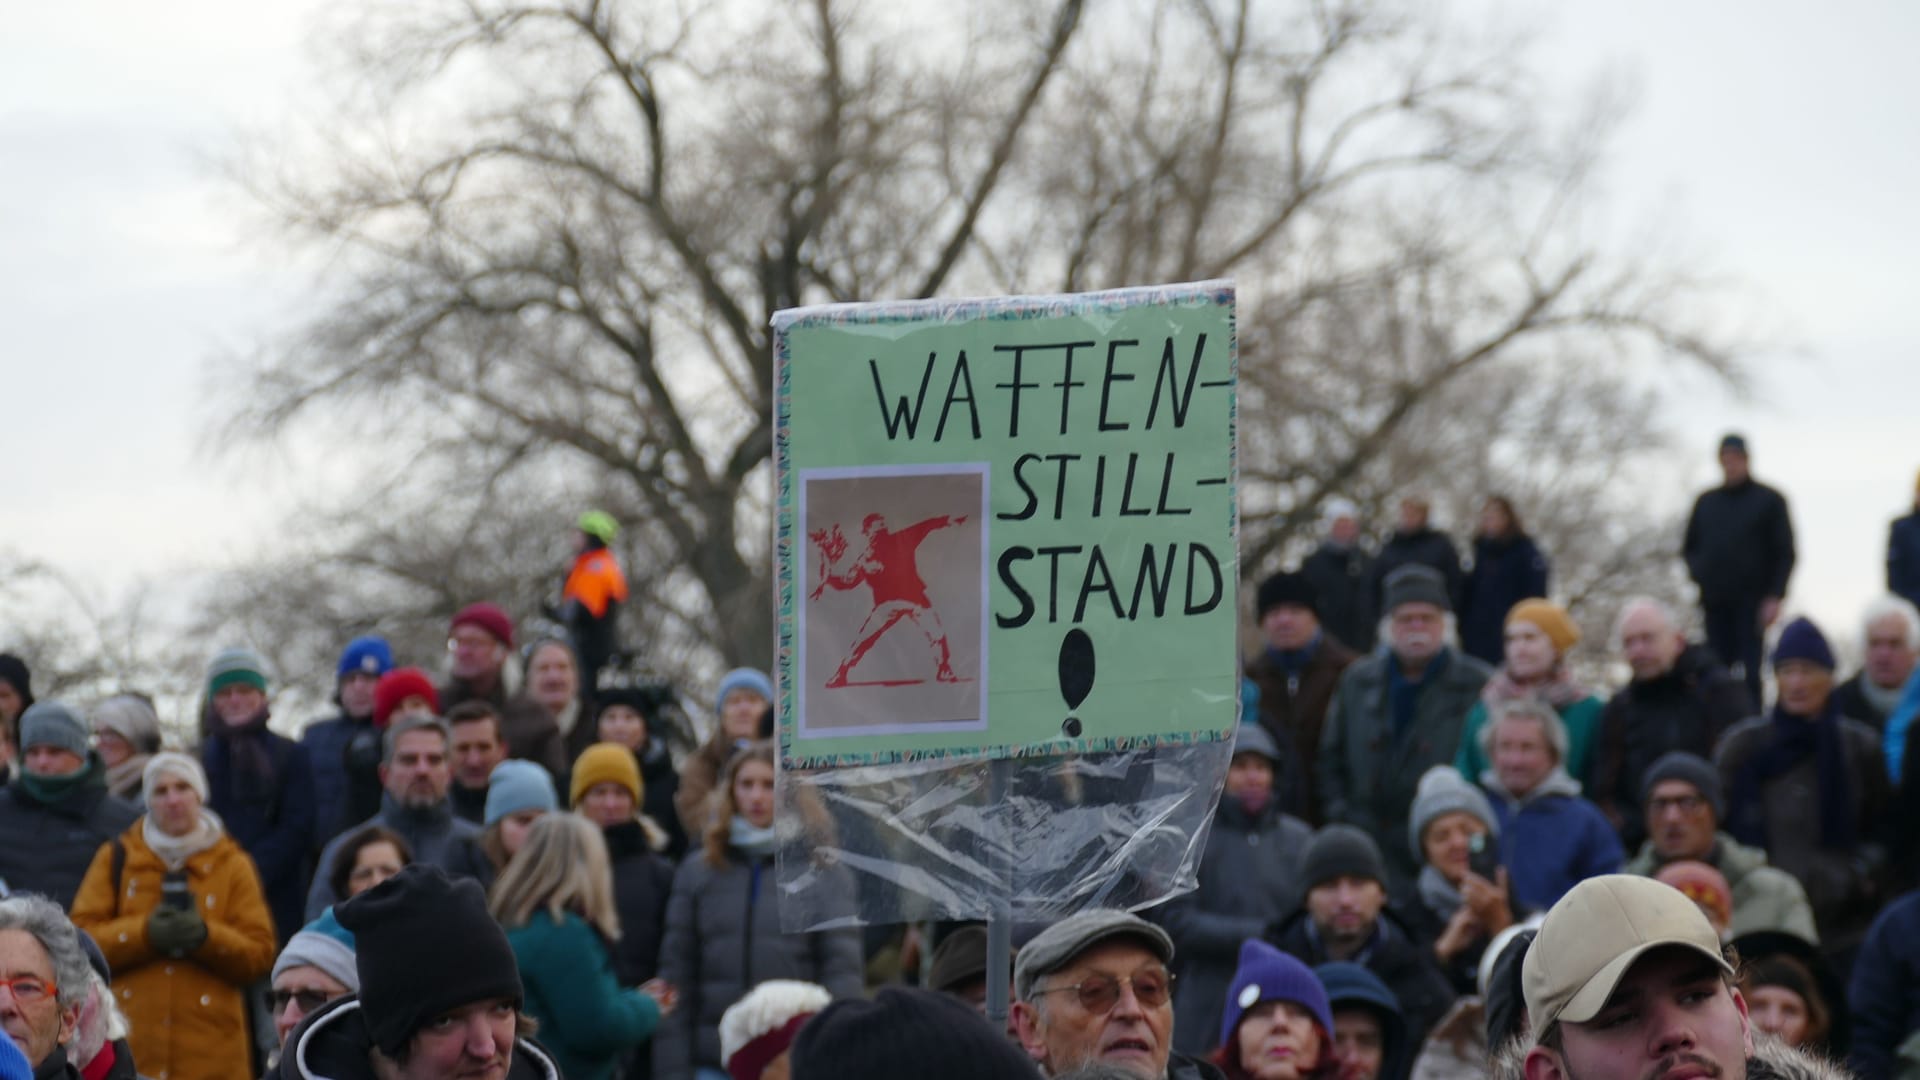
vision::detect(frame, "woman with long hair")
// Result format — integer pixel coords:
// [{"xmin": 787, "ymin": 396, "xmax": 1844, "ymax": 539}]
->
[
  {"xmin": 70, "ymin": 753, "xmax": 277, "ymax": 1080},
  {"xmin": 1211, "ymin": 940, "xmax": 1337, "ymax": 1080},
  {"xmin": 491, "ymin": 813, "xmax": 670, "ymax": 1080},
  {"xmin": 654, "ymin": 742, "xmax": 862, "ymax": 1080},
  {"xmin": 1458, "ymin": 496, "xmax": 1550, "ymax": 665}
]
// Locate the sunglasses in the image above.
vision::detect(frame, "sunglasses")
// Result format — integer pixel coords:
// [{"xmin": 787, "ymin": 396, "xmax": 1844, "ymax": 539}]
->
[
  {"xmin": 268, "ymin": 988, "xmax": 336, "ymax": 1015},
  {"xmin": 1032, "ymin": 969, "xmax": 1174, "ymax": 1013}
]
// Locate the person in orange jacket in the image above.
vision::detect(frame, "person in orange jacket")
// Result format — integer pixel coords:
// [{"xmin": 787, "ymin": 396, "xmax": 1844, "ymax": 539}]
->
[
  {"xmin": 562, "ymin": 510, "xmax": 630, "ymax": 690},
  {"xmin": 70, "ymin": 753, "xmax": 277, "ymax": 1080}
]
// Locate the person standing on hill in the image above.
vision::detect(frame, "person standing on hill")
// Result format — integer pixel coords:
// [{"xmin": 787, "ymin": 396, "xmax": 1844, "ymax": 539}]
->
[{"xmin": 1684, "ymin": 433, "xmax": 1796, "ymax": 705}]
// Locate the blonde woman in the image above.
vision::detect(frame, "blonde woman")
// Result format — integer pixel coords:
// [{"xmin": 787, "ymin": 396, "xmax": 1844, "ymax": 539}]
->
[{"xmin": 491, "ymin": 813, "xmax": 672, "ymax": 1080}]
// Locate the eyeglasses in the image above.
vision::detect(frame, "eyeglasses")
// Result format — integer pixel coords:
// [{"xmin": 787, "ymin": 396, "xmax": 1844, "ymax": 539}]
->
[
  {"xmin": 1648, "ymin": 794, "xmax": 1707, "ymax": 816},
  {"xmin": 0, "ymin": 976, "xmax": 55, "ymax": 1005},
  {"xmin": 268, "ymin": 988, "xmax": 336, "ymax": 1015},
  {"xmin": 1032, "ymin": 970, "xmax": 1174, "ymax": 1013}
]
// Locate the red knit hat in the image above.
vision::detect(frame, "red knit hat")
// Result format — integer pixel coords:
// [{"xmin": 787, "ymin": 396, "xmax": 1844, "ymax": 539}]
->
[
  {"xmin": 450, "ymin": 602, "xmax": 515, "ymax": 647},
  {"xmin": 374, "ymin": 667, "xmax": 440, "ymax": 727}
]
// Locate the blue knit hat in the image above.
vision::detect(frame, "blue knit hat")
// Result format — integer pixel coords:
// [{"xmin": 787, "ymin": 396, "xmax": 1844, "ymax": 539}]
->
[
  {"xmin": 484, "ymin": 760, "xmax": 558, "ymax": 825},
  {"xmin": 1220, "ymin": 939, "xmax": 1334, "ymax": 1051},
  {"xmin": 1770, "ymin": 617, "xmax": 1835, "ymax": 671},
  {"xmin": 338, "ymin": 636, "xmax": 395, "ymax": 680},
  {"xmin": 272, "ymin": 908, "xmax": 361, "ymax": 991},
  {"xmin": 715, "ymin": 667, "xmax": 774, "ymax": 716}
]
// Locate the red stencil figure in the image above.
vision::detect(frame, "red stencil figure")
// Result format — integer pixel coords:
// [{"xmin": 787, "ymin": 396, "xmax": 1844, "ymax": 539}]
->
[{"xmin": 809, "ymin": 512, "xmax": 969, "ymax": 688}]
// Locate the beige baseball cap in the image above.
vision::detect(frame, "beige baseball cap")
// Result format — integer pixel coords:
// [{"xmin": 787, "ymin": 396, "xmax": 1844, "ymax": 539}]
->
[{"xmin": 1522, "ymin": 875, "xmax": 1732, "ymax": 1040}]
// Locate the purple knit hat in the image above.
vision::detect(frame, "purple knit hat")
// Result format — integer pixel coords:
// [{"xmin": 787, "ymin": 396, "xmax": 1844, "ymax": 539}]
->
[{"xmin": 1219, "ymin": 939, "xmax": 1334, "ymax": 1051}]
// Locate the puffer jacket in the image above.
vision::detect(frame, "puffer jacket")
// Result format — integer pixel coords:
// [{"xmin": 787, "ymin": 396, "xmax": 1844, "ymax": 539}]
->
[
  {"xmin": 1154, "ymin": 795, "xmax": 1313, "ymax": 1054},
  {"xmin": 1480, "ymin": 768, "xmax": 1623, "ymax": 910},
  {"xmin": 604, "ymin": 819, "xmax": 675, "ymax": 987},
  {"xmin": 299, "ymin": 710, "xmax": 379, "ymax": 844},
  {"xmin": 0, "ymin": 761, "xmax": 139, "ymax": 907},
  {"xmin": 1624, "ymin": 832, "xmax": 1819, "ymax": 943},
  {"xmin": 651, "ymin": 849, "xmax": 864, "ymax": 1079},
  {"xmin": 69, "ymin": 822, "xmax": 277, "ymax": 1080},
  {"xmin": 507, "ymin": 911, "xmax": 661, "ymax": 1080},
  {"xmin": 1318, "ymin": 649, "xmax": 1493, "ymax": 886},
  {"xmin": 270, "ymin": 995, "xmax": 560, "ymax": 1080}
]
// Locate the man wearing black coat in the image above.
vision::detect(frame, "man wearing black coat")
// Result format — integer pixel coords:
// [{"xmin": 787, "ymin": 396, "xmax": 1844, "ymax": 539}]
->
[
  {"xmin": 1889, "ymin": 472, "xmax": 1920, "ymax": 610},
  {"xmin": 1244, "ymin": 571, "xmax": 1357, "ymax": 823},
  {"xmin": 1371, "ymin": 496, "xmax": 1465, "ymax": 620},
  {"xmin": 1683, "ymin": 433, "xmax": 1796, "ymax": 704},
  {"xmin": 1266, "ymin": 826, "xmax": 1454, "ymax": 1051},
  {"xmin": 1301, "ymin": 499, "xmax": 1378, "ymax": 653},
  {"xmin": 1590, "ymin": 598, "xmax": 1752, "ymax": 846}
]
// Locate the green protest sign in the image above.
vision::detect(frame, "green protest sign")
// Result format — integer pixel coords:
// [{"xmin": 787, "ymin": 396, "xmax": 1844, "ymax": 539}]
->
[{"xmin": 773, "ymin": 282, "xmax": 1238, "ymax": 769}]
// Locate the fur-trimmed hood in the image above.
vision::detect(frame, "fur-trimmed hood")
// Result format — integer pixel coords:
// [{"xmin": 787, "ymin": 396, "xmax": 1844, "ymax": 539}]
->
[{"xmin": 1488, "ymin": 1033, "xmax": 1853, "ymax": 1080}]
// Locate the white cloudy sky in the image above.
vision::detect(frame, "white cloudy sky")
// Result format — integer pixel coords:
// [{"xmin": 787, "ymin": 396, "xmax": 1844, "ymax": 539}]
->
[{"xmin": 3, "ymin": 1, "xmax": 1916, "ymax": 664}]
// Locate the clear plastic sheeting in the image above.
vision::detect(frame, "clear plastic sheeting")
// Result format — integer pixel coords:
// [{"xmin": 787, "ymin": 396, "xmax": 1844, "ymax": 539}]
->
[{"xmin": 774, "ymin": 738, "xmax": 1234, "ymax": 931}]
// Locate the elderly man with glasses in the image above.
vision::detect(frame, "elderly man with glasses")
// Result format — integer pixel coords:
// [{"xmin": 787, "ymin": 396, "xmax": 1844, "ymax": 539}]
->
[{"xmin": 1011, "ymin": 910, "xmax": 1225, "ymax": 1080}]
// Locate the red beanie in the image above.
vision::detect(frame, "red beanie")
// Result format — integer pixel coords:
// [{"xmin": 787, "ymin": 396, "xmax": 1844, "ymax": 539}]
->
[
  {"xmin": 374, "ymin": 667, "xmax": 440, "ymax": 727},
  {"xmin": 450, "ymin": 602, "xmax": 515, "ymax": 647}
]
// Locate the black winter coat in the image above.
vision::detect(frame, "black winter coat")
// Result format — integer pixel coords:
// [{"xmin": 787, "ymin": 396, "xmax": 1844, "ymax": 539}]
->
[
  {"xmin": 0, "ymin": 765, "xmax": 138, "ymax": 907},
  {"xmin": 1154, "ymin": 799, "xmax": 1313, "ymax": 1054},
  {"xmin": 605, "ymin": 821, "xmax": 675, "ymax": 987},
  {"xmin": 1458, "ymin": 535, "xmax": 1549, "ymax": 665},
  {"xmin": 1591, "ymin": 644, "xmax": 1752, "ymax": 846},
  {"xmin": 1373, "ymin": 527, "xmax": 1466, "ymax": 615},
  {"xmin": 1266, "ymin": 906, "xmax": 1456, "ymax": 1050},
  {"xmin": 1301, "ymin": 542, "xmax": 1378, "ymax": 653},
  {"xmin": 1848, "ymin": 889, "xmax": 1920, "ymax": 1080},
  {"xmin": 204, "ymin": 728, "xmax": 318, "ymax": 945},
  {"xmin": 1684, "ymin": 479, "xmax": 1796, "ymax": 607}
]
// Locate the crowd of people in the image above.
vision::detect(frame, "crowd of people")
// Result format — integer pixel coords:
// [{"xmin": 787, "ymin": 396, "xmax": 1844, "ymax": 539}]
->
[{"xmin": 0, "ymin": 446, "xmax": 1918, "ymax": 1080}]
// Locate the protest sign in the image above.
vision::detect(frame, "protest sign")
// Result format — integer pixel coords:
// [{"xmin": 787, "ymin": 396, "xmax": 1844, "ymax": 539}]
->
[{"xmin": 773, "ymin": 282, "xmax": 1238, "ymax": 770}]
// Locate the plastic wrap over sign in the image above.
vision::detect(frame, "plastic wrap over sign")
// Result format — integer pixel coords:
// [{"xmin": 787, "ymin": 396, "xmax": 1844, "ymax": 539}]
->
[{"xmin": 770, "ymin": 282, "xmax": 1239, "ymax": 929}]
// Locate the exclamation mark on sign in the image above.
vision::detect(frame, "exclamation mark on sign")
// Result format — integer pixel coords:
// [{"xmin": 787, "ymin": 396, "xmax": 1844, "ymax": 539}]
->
[{"xmin": 1058, "ymin": 628, "xmax": 1095, "ymax": 738}]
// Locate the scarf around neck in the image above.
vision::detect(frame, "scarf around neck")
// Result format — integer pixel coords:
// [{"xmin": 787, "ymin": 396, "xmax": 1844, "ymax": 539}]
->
[
  {"xmin": 1417, "ymin": 863, "xmax": 1465, "ymax": 921},
  {"xmin": 730, "ymin": 815, "xmax": 778, "ymax": 859},
  {"xmin": 211, "ymin": 706, "xmax": 280, "ymax": 805},
  {"xmin": 1481, "ymin": 665, "xmax": 1590, "ymax": 709},
  {"xmin": 1728, "ymin": 699, "xmax": 1855, "ymax": 851},
  {"xmin": 20, "ymin": 755, "xmax": 104, "ymax": 808},
  {"xmin": 144, "ymin": 809, "xmax": 226, "ymax": 872}
]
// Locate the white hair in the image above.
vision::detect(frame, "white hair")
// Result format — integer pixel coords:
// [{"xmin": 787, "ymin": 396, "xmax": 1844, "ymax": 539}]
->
[
  {"xmin": 1479, "ymin": 699, "xmax": 1568, "ymax": 764},
  {"xmin": 1612, "ymin": 596, "xmax": 1681, "ymax": 650},
  {"xmin": 1862, "ymin": 595, "xmax": 1920, "ymax": 650},
  {"xmin": 720, "ymin": 980, "xmax": 833, "ymax": 1067},
  {"xmin": 1376, "ymin": 611, "xmax": 1460, "ymax": 652}
]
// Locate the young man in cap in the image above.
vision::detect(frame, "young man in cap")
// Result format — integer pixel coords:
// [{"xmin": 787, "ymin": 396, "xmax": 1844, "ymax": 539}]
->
[
  {"xmin": 1519, "ymin": 874, "xmax": 1840, "ymax": 1080},
  {"xmin": 1683, "ymin": 433, "xmax": 1796, "ymax": 704},
  {"xmin": 1265, "ymin": 826, "xmax": 1453, "ymax": 1050},
  {"xmin": 303, "ymin": 636, "xmax": 395, "ymax": 842},
  {"xmin": 438, "ymin": 604, "xmax": 566, "ymax": 780},
  {"xmin": 1622, "ymin": 752, "xmax": 1817, "ymax": 942},
  {"xmin": 306, "ymin": 716, "xmax": 482, "ymax": 919},
  {"xmin": 271, "ymin": 864, "xmax": 560, "ymax": 1080},
  {"xmin": 1318, "ymin": 564, "xmax": 1492, "ymax": 886},
  {"xmin": 1011, "ymin": 909, "xmax": 1223, "ymax": 1079},
  {"xmin": 1155, "ymin": 724, "xmax": 1312, "ymax": 1054},
  {"xmin": 1244, "ymin": 571, "xmax": 1357, "ymax": 821},
  {"xmin": 1716, "ymin": 617, "xmax": 1889, "ymax": 956},
  {"xmin": 0, "ymin": 702, "xmax": 138, "ymax": 906}
]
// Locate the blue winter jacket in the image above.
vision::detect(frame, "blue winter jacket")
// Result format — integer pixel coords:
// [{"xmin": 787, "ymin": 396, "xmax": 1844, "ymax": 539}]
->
[
  {"xmin": 1480, "ymin": 768, "xmax": 1623, "ymax": 911},
  {"xmin": 1849, "ymin": 889, "xmax": 1920, "ymax": 1080}
]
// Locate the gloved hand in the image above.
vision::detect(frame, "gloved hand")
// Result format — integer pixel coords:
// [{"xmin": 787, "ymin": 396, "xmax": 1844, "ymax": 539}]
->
[{"xmin": 147, "ymin": 904, "xmax": 208, "ymax": 957}]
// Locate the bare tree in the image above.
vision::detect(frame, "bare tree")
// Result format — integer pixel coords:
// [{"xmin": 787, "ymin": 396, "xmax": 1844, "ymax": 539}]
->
[{"xmin": 213, "ymin": 0, "xmax": 1753, "ymax": 687}]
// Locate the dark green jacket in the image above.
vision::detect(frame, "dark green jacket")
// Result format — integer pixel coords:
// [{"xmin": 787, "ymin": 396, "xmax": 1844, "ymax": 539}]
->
[{"xmin": 507, "ymin": 911, "xmax": 661, "ymax": 1080}]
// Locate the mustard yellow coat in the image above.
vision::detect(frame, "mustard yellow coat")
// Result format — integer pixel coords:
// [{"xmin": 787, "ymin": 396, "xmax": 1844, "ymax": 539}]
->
[{"xmin": 70, "ymin": 823, "xmax": 276, "ymax": 1080}]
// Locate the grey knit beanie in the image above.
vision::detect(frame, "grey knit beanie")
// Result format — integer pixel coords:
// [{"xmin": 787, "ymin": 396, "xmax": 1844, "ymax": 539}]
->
[{"xmin": 1408, "ymin": 765, "xmax": 1499, "ymax": 862}]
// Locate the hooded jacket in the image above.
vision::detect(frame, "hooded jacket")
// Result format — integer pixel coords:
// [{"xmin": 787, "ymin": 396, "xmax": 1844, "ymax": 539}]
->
[
  {"xmin": 1154, "ymin": 787, "xmax": 1313, "ymax": 1054},
  {"xmin": 1624, "ymin": 831, "xmax": 1819, "ymax": 943},
  {"xmin": 1480, "ymin": 768, "xmax": 1623, "ymax": 911},
  {"xmin": 269, "ymin": 996, "xmax": 560, "ymax": 1080}
]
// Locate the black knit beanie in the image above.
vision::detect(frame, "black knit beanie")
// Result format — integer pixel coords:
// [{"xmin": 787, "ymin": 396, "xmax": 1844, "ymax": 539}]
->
[
  {"xmin": 790, "ymin": 987, "xmax": 1040, "ymax": 1080},
  {"xmin": 1301, "ymin": 824, "xmax": 1388, "ymax": 892},
  {"xmin": 1256, "ymin": 571, "xmax": 1318, "ymax": 620},
  {"xmin": 334, "ymin": 864, "xmax": 523, "ymax": 1056}
]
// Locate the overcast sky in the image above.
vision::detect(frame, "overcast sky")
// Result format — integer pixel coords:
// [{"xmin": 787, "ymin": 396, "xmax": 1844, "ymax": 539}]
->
[{"xmin": 4, "ymin": 1, "xmax": 1917, "ymax": 668}]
